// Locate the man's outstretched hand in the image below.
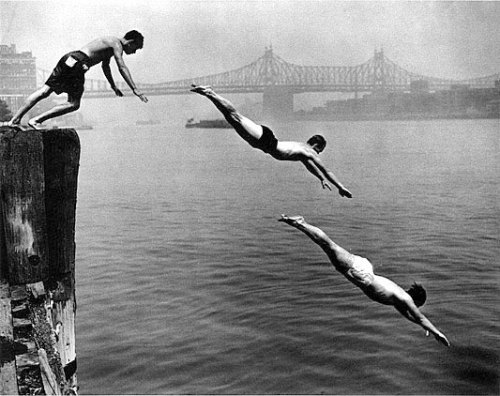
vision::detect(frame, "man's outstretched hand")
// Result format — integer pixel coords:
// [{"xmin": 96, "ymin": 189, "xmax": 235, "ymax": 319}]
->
[
  {"xmin": 321, "ymin": 181, "xmax": 352, "ymax": 198},
  {"xmin": 426, "ymin": 330, "xmax": 450, "ymax": 347},
  {"xmin": 321, "ymin": 180, "xmax": 332, "ymax": 191},
  {"xmin": 434, "ymin": 332, "xmax": 450, "ymax": 347},
  {"xmin": 339, "ymin": 186, "xmax": 353, "ymax": 198},
  {"xmin": 134, "ymin": 90, "xmax": 148, "ymax": 103}
]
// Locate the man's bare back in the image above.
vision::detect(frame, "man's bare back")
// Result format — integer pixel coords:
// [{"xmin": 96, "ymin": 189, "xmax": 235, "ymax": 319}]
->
[
  {"xmin": 79, "ymin": 33, "xmax": 147, "ymax": 103},
  {"xmin": 80, "ymin": 36, "xmax": 123, "ymax": 67},
  {"xmin": 271, "ymin": 140, "xmax": 319, "ymax": 161}
]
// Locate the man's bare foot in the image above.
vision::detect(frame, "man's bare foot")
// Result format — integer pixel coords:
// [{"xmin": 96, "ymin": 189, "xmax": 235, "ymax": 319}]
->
[
  {"xmin": 1, "ymin": 120, "xmax": 18, "ymax": 127},
  {"xmin": 190, "ymin": 84, "xmax": 213, "ymax": 96},
  {"xmin": 27, "ymin": 119, "xmax": 43, "ymax": 130},
  {"xmin": 0, "ymin": 120, "xmax": 24, "ymax": 130},
  {"xmin": 278, "ymin": 214, "xmax": 305, "ymax": 227}
]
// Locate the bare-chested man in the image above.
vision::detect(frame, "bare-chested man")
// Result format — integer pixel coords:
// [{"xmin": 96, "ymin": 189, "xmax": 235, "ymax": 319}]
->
[
  {"xmin": 5, "ymin": 30, "xmax": 148, "ymax": 129},
  {"xmin": 279, "ymin": 214, "xmax": 450, "ymax": 347},
  {"xmin": 191, "ymin": 85, "xmax": 352, "ymax": 198}
]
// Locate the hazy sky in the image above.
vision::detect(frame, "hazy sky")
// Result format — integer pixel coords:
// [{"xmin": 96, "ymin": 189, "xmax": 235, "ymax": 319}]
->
[{"xmin": 1, "ymin": 1, "xmax": 499, "ymax": 84}]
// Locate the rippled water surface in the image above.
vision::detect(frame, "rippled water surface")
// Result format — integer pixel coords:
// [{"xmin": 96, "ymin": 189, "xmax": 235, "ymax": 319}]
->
[{"xmin": 74, "ymin": 117, "xmax": 499, "ymax": 394}]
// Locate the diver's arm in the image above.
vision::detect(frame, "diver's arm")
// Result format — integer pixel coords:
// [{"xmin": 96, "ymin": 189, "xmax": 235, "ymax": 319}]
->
[
  {"xmin": 101, "ymin": 58, "xmax": 123, "ymax": 96},
  {"xmin": 111, "ymin": 43, "xmax": 147, "ymax": 102},
  {"xmin": 396, "ymin": 300, "xmax": 450, "ymax": 346},
  {"xmin": 307, "ymin": 156, "xmax": 352, "ymax": 198},
  {"xmin": 302, "ymin": 159, "xmax": 332, "ymax": 190}
]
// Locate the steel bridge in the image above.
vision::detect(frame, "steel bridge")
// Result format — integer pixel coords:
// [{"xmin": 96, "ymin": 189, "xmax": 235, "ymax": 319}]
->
[{"xmin": 36, "ymin": 47, "xmax": 499, "ymax": 98}]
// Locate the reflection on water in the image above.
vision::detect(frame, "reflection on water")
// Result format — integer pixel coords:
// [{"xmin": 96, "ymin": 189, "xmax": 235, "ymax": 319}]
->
[
  {"xmin": 75, "ymin": 119, "xmax": 498, "ymax": 394},
  {"xmin": 443, "ymin": 345, "xmax": 499, "ymax": 394}
]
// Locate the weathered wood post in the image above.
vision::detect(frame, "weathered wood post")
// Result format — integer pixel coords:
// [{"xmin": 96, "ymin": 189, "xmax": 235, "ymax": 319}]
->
[
  {"xmin": 0, "ymin": 126, "xmax": 80, "ymax": 395},
  {"xmin": 43, "ymin": 129, "xmax": 80, "ymax": 390}
]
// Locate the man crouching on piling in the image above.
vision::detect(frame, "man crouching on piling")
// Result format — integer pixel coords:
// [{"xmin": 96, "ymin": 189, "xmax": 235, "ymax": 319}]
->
[{"xmin": 4, "ymin": 30, "xmax": 148, "ymax": 130}]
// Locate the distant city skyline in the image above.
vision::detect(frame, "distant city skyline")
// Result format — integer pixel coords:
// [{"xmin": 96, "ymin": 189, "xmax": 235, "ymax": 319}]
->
[{"xmin": 2, "ymin": 39, "xmax": 497, "ymax": 122}]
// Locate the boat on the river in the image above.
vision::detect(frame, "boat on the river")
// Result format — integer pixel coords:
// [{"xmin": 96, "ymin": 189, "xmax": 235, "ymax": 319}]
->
[{"xmin": 185, "ymin": 118, "xmax": 231, "ymax": 129}]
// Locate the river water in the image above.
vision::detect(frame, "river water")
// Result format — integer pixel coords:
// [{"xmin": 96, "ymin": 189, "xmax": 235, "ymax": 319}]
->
[{"xmin": 73, "ymin": 115, "xmax": 498, "ymax": 394}]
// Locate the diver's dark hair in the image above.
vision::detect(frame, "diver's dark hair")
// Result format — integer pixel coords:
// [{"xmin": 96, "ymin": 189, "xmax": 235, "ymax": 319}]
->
[
  {"xmin": 407, "ymin": 282, "xmax": 427, "ymax": 307},
  {"xmin": 124, "ymin": 30, "xmax": 144, "ymax": 48},
  {"xmin": 307, "ymin": 134, "xmax": 327, "ymax": 151}
]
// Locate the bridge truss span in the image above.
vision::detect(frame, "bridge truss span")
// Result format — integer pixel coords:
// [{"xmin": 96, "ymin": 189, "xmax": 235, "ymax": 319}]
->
[{"xmin": 37, "ymin": 48, "xmax": 499, "ymax": 97}]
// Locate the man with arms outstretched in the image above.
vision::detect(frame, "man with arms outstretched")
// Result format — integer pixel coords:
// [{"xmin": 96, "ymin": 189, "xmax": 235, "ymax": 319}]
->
[
  {"xmin": 191, "ymin": 85, "xmax": 352, "ymax": 198},
  {"xmin": 279, "ymin": 214, "xmax": 450, "ymax": 346},
  {"xmin": 5, "ymin": 30, "xmax": 148, "ymax": 129}
]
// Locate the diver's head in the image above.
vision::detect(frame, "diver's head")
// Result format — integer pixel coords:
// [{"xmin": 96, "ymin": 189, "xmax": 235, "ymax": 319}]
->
[
  {"xmin": 123, "ymin": 30, "xmax": 144, "ymax": 54},
  {"xmin": 407, "ymin": 282, "xmax": 427, "ymax": 307},
  {"xmin": 307, "ymin": 134, "xmax": 327, "ymax": 153}
]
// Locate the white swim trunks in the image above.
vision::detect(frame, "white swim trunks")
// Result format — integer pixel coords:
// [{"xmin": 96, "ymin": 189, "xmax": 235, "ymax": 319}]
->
[{"xmin": 346, "ymin": 256, "xmax": 374, "ymax": 287}]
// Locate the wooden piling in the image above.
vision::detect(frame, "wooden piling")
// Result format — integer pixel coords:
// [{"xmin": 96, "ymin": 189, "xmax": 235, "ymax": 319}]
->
[
  {"xmin": 0, "ymin": 279, "xmax": 18, "ymax": 395},
  {"xmin": 0, "ymin": 126, "xmax": 80, "ymax": 395},
  {"xmin": 0, "ymin": 129, "xmax": 49, "ymax": 285}
]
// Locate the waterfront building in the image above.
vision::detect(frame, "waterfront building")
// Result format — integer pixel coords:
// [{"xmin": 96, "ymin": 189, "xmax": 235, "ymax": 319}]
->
[
  {"xmin": 0, "ymin": 44, "xmax": 37, "ymax": 113},
  {"xmin": 299, "ymin": 83, "xmax": 500, "ymax": 120}
]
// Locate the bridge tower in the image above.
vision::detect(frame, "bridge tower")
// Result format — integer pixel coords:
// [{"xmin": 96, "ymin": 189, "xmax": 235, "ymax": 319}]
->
[
  {"xmin": 261, "ymin": 47, "xmax": 294, "ymax": 120},
  {"xmin": 372, "ymin": 49, "xmax": 386, "ymax": 93}
]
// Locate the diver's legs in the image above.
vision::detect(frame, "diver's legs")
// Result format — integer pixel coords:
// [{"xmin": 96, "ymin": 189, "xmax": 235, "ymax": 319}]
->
[
  {"xmin": 279, "ymin": 215, "xmax": 353, "ymax": 269},
  {"xmin": 191, "ymin": 84, "xmax": 264, "ymax": 144},
  {"xmin": 9, "ymin": 85, "xmax": 53, "ymax": 125}
]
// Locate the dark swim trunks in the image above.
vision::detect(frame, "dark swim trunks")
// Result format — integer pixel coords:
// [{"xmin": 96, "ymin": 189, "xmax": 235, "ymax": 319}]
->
[
  {"xmin": 45, "ymin": 51, "xmax": 90, "ymax": 98},
  {"xmin": 252, "ymin": 125, "xmax": 278, "ymax": 154}
]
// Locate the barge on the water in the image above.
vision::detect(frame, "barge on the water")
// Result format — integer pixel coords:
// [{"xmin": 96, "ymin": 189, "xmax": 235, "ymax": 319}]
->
[{"xmin": 185, "ymin": 118, "xmax": 231, "ymax": 129}]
